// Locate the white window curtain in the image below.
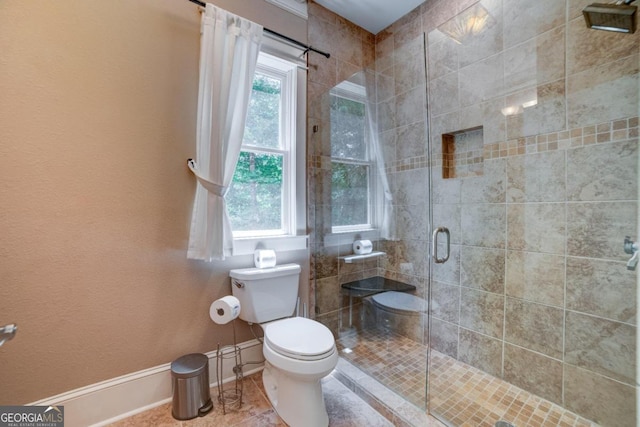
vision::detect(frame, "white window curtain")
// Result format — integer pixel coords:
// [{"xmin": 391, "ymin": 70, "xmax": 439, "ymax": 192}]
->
[
  {"xmin": 365, "ymin": 72, "xmax": 396, "ymax": 241},
  {"xmin": 187, "ymin": 4, "xmax": 263, "ymax": 261}
]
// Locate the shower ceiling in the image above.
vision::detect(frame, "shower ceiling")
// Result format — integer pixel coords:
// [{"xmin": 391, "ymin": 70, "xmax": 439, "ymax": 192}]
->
[{"xmin": 313, "ymin": 0, "xmax": 427, "ymax": 34}]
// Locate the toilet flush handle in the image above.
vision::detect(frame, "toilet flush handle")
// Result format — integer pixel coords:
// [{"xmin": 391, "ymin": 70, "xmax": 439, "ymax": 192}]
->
[{"xmin": 232, "ymin": 279, "xmax": 245, "ymax": 288}]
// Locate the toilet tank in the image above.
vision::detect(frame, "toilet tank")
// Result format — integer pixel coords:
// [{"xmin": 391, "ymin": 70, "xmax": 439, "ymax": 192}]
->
[{"xmin": 229, "ymin": 264, "xmax": 301, "ymax": 324}]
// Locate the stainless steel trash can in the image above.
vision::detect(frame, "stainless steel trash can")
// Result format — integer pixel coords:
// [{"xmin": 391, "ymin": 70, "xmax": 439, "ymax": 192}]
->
[{"xmin": 171, "ymin": 353, "xmax": 213, "ymax": 420}]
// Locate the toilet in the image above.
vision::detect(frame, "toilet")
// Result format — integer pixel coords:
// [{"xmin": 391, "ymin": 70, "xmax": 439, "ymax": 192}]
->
[{"xmin": 230, "ymin": 264, "xmax": 337, "ymax": 427}]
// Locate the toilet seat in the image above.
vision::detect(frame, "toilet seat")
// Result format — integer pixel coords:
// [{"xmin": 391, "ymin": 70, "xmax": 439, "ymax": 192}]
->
[{"xmin": 264, "ymin": 317, "xmax": 335, "ymax": 361}]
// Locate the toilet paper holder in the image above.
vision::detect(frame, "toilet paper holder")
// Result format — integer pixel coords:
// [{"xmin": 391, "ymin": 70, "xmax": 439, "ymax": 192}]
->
[{"xmin": 216, "ymin": 320, "xmax": 243, "ymax": 414}]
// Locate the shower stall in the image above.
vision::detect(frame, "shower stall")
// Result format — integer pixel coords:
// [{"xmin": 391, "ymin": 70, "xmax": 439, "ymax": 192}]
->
[{"xmin": 308, "ymin": 0, "xmax": 638, "ymax": 426}]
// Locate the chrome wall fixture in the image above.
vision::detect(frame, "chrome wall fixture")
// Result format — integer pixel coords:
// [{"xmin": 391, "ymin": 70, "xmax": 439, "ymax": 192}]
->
[
  {"xmin": 0, "ymin": 324, "xmax": 17, "ymax": 347},
  {"xmin": 624, "ymin": 236, "xmax": 639, "ymax": 270}
]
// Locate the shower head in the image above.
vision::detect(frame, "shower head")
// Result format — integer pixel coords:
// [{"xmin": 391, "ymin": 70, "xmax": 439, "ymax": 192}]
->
[{"xmin": 583, "ymin": 2, "xmax": 637, "ymax": 33}]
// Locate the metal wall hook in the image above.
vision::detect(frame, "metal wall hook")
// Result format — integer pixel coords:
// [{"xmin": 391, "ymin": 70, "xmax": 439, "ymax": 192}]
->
[{"xmin": 0, "ymin": 323, "xmax": 17, "ymax": 347}]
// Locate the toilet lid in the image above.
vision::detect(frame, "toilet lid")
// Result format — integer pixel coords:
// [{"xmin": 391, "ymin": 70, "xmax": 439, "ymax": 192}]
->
[
  {"xmin": 372, "ymin": 291, "xmax": 427, "ymax": 314},
  {"xmin": 265, "ymin": 317, "xmax": 335, "ymax": 361}
]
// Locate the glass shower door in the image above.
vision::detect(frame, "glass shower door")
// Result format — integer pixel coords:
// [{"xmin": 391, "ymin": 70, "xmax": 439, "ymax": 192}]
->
[{"xmin": 425, "ymin": 1, "xmax": 638, "ymax": 426}]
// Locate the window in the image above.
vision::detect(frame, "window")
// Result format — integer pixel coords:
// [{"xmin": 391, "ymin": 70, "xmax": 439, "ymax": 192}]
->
[
  {"xmin": 226, "ymin": 52, "xmax": 297, "ymax": 238},
  {"xmin": 330, "ymin": 81, "xmax": 374, "ymax": 233}
]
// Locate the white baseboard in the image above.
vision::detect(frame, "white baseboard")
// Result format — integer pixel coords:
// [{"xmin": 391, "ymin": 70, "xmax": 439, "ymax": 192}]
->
[{"xmin": 29, "ymin": 340, "xmax": 264, "ymax": 427}]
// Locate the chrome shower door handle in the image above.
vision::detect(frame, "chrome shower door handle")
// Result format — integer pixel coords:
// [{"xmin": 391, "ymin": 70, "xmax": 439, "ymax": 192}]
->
[{"xmin": 432, "ymin": 226, "xmax": 450, "ymax": 264}]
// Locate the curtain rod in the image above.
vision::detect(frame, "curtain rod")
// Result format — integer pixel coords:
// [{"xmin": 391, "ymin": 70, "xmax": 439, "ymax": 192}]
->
[{"xmin": 187, "ymin": 0, "xmax": 330, "ymax": 58}]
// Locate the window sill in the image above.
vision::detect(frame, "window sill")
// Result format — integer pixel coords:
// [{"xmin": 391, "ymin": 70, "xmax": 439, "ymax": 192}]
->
[
  {"xmin": 232, "ymin": 235, "xmax": 308, "ymax": 256},
  {"xmin": 324, "ymin": 229, "xmax": 380, "ymax": 248}
]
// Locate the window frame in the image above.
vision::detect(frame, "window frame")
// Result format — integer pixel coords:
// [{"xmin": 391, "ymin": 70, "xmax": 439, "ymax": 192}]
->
[{"xmin": 229, "ymin": 52, "xmax": 298, "ymax": 239}]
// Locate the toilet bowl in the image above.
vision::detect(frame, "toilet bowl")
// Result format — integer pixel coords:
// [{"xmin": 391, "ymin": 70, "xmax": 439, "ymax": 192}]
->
[
  {"xmin": 260, "ymin": 317, "xmax": 338, "ymax": 427},
  {"xmin": 229, "ymin": 264, "xmax": 337, "ymax": 427}
]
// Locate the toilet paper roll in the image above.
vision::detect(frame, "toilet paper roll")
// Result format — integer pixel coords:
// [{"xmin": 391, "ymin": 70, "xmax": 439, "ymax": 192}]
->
[
  {"xmin": 209, "ymin": 295, "xmax": 241, "ymax": 325},
  {"xmin": 353, "ymin": 240, "xmax": 373, "ymax": 255},
  {"xmin": 254, "ymin": 249, "xmax": 277, "ymax": 269}
]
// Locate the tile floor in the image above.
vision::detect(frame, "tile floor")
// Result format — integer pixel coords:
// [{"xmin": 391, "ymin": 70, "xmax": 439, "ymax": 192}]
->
[
  {"xmin": 108, "ymin": 371, "xmax": 393, "ymax": 427},
  {"xmin": 335, "ymin": 326, "xmax": 600, "ymax": 427}
]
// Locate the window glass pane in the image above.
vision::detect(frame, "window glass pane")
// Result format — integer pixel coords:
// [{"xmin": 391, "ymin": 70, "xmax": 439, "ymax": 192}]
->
[
  {"xmin": 243, "ymin": 74, "xmax": 282, "ymax": 149},
  {"xmin": 330, "ymin": 95, "xmax": 366, "ymax": 160},
  {"xmin": 227, "ymin": 151, "xmax": 283, "ymax": 232},
  {"xmin": 331, "ymin": 162, "xmax": 369, "ymax": 227}
]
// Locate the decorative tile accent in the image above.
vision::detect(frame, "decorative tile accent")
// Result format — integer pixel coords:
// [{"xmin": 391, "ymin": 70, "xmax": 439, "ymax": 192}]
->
[{"xmin": 485, "ymin": 117, "xmax": 639, "ymax": 160}]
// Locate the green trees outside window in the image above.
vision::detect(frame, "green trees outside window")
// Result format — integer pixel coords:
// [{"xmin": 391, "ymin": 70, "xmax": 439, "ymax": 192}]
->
[{"xmin": 227, "ymin": 68, "xmax": 290, "ymax": 234}]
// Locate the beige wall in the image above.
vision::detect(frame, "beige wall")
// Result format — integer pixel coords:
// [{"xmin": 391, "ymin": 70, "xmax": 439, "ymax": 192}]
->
[{"xmin": 0, "ymin": 0, "xmax": 308, "ymax": 404}]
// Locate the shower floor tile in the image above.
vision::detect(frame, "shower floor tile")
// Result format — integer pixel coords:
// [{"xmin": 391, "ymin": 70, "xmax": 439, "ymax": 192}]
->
[
  {"xmin": 335, "ymin": 326, "xmax": 599, "ymax": 427},
  {"xmin": 336, "ymin": 327, "xmax": 428, "ymax": 409}
]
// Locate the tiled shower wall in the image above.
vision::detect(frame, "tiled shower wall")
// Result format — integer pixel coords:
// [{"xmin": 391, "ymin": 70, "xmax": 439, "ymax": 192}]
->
[
  {"xmin": 306, "ymin": 1, "xmax": 380, "ymax": 332},
  {"xmin": 422, "ymin": 0, "xmax": 637, "ymax": 426},
  {"xmin": 309, "ymin": 0, "xmax": 638, "ymax": 425}
]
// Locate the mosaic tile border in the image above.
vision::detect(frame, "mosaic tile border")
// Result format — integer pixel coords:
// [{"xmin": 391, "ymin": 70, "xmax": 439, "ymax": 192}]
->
[
  {"xmin": 354, "ymin": 116, "xmax": 639, "ymax": 174},
  {"xmin": 484, "ymin": 117, "xmax": 639, "ymax": 160}
]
